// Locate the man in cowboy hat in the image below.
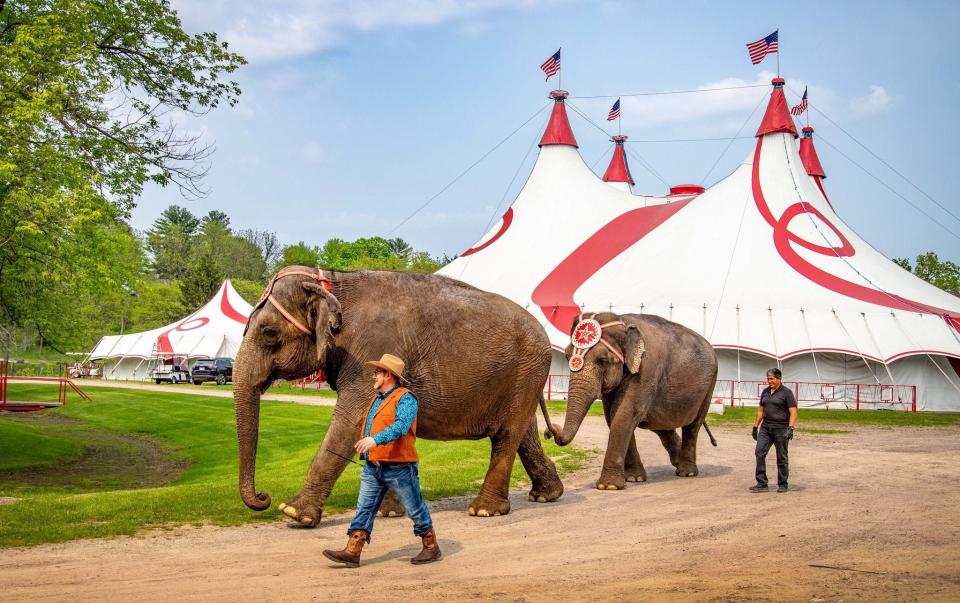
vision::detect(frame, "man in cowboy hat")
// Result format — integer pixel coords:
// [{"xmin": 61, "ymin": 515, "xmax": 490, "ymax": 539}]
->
[{"xmin": 322, "ymin": 353, "xmax": 440, "ymax": 567}]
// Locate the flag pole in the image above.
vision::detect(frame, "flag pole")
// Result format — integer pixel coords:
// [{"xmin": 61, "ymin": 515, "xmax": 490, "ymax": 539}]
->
[
  {"xmin": 776, "ymin": 30, "xmax": 780, "ymax": 77},
  {"xmin": 558, "ymin": 46, "xmax": 562, "ymax": 91}
]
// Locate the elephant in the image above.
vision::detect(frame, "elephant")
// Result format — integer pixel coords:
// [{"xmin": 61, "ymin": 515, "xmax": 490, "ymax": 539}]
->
[
  {"xmin": 234, "ymin": 266, "xmax": 564, "ymax": 527},
  {"xmin": 546, "ymin": 312, "xmax": 718, "ymax": 490}
]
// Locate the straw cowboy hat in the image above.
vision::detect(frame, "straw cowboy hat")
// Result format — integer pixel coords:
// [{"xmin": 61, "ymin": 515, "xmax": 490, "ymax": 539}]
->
[{"xmin": 364, "ymin": 353, "xmax": 406, "ymax": 381}]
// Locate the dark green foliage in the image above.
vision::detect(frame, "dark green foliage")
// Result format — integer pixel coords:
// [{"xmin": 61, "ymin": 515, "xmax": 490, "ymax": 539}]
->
[
  {"xmin": 179, "ymin": 252, "xmax": 223, "ymax": 311},
  {"xmin": 892, "ymin": 251, "xmax": 959, "ymax": 297}
]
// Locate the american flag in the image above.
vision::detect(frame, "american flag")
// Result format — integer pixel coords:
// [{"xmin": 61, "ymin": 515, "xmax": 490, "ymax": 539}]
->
[
  {"xmin": 540, "ymin": 49, "xmax": 561, "ymax": 80},
  {"xmin": 746, "ymin": 30, "xmax": 778, "ymax": 65},
  {"xmin": 791, "ymin": 87, "xmax": 808, "ymax": 116},
  {"xmin": 607, "ymin": 98, "xmax": 621, "ymax": 121}
]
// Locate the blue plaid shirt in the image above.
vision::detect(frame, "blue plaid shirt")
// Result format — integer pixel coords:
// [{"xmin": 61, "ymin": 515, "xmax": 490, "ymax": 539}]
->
[{"xmin": 363, "ymin": 385, "xmax": 418, "ymax": 448}]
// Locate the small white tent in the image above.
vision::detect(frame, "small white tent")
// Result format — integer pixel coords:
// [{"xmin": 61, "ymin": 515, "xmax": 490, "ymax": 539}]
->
[
  {"xmin": 89, "ymin": 280, "xmax": 253, "ymax": 381},
  {"xmin": 440, "ymin": 83, "xmax": 960, "ymax": 410}
]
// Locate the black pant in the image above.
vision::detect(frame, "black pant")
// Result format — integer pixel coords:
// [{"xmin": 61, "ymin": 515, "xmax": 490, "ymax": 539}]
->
[{"xmin": 755, "ymin": 423, "xmax": 789, "ymax": 488}]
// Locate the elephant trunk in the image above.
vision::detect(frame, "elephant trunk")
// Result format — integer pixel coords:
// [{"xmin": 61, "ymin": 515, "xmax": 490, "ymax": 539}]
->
[
  {"xmin": 550, "ymin": 367, "xmax": 601, "ymax": 446},
  {"xmin": 233, "ymin": 341, "xmax": 271, "ymax": 511}
]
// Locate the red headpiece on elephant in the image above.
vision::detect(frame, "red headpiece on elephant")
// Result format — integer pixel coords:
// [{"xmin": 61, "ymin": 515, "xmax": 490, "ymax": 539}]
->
[{"xmin": 568, "ymin": 314, "xmax": 629, "ymax": 372}]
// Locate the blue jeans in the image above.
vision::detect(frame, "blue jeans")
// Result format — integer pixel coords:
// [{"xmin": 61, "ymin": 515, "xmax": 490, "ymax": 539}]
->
[{"xmin": 348, "ymin": 462, "xmax": 433, "ymax": 542}]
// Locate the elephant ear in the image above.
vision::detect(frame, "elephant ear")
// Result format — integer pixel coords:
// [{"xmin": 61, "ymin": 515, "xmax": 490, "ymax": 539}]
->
[
  {"xmin": 302, "ymin": 282, "xmax": 342, "ymax": 361},
  {"xmin": 624, "ymin": 325, "xmax": 645, "ymax": 374}
]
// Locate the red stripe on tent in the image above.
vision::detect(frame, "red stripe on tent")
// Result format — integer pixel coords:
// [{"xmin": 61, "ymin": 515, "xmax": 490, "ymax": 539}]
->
[
  {"xmin": 221, "ymin": 283, "xmax": 249, "ymax": 324},
  {"xmin": 752, "ymin": 136, "xmax": 960, "ymax": 332},
  {"xmin": 532, "ymin": 200, "xmax": 692, "ymax": 334},
  {"xmin": 461, "ymin": 208, "xmax": 514, "ymax": 257}
]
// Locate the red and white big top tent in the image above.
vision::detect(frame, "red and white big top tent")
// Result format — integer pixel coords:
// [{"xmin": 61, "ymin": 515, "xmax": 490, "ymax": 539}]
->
[
  {"xmin": 88, "ymin": 280, "xmax": 252, "ymax": 380},
  {"xmin": 440, "ymin": 82, "xmax": 960, "ymax": 410}
]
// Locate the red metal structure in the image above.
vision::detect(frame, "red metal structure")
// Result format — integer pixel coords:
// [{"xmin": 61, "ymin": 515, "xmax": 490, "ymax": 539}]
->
[{"xmin": 0, "ymin": 359, "xmax": 91, "ymax": 412}]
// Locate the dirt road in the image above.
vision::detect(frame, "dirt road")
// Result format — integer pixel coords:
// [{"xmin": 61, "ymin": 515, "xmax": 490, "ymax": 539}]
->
[{"xmin": 2, "ymin": 417, "xmax": 958, "ymax": 602}]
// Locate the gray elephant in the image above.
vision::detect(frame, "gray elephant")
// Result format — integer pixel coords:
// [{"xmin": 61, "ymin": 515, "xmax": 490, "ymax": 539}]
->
[
  {"xmin": 547, "ymin": 312, "xmax": 718, "ymax": 490},
  {"xmin": 234, "ymin": 267, "xmax": 564, "ymax": 527}
]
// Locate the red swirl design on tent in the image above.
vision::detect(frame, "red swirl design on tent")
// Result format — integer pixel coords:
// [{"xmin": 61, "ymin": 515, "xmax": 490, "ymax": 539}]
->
[
  {"xmin": 751, "ymin": 136, "xmax": 960, "ymax": 331},
  {"xmin": 533, "ymin": 201, "xmax": 692, "ymax": 334},
  {"xmin": 221, "ymin": 284, "xmax": 249, "ymax": 325},
  {"xmin": 156, "ymin": 283, "xmax": 249, "ymax": 356},
  {"xmin": 461, "ymin": 209, "xmax": 514, "ymax": 257}
]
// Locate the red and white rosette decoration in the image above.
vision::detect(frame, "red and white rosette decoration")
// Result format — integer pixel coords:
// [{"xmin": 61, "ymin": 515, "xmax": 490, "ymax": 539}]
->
[{"xmin": 569, "ymin": 318, "xmax": 602, "ymax": 372}]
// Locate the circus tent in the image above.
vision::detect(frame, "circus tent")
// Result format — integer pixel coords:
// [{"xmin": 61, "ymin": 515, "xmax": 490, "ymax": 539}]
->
[
  {"xmin": 439, "ymin": 82, "xmax": 960, "ymax": 410},
  {"xmin": 89, "ymin": 280, "xmax": 252, "ymax": 381}
]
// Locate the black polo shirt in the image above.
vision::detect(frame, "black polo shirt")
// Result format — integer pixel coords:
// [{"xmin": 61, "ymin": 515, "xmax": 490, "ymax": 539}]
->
[{"xmin": 760, "ymin": 385, "xmax": 797, "ymax": 426}]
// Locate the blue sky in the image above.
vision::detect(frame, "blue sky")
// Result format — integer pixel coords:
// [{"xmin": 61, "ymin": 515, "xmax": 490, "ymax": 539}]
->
[{"xmin": 137, "ymin": 0, "xmax": 960, "ymax": 262}]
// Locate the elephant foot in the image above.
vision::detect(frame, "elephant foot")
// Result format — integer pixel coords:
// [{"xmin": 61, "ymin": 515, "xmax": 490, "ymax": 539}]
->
[
  {"xmin": 624, "ymin": 465, "xmax": 647, "ymax": 483},
  {"xmin": 278, "ymin": 496, "xmax": 322, "ymax": 528},
  {"xmin": 675, "ymin": 462, "xmax": 699, "ymax": 477},
  {"xmin": 596, "ymin": 473, "xmax": 626, "ymax": 491},
  {"xmin": 527, "ymin": 476, "xmax": 564, "ymax": 503},
  {"xmin": 379, "ymin": 490, "xmax": 406, "ymax": 518},
  {"xmin": 467, "ymin": 493, "xmax": 511, "ymax": 517}
]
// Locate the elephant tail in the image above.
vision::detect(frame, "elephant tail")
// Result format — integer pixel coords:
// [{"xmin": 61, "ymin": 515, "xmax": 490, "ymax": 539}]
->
[
  {"xmin": 539, "ymin": 396, "xmax": 556, "ymax": 440},
  {"xmin": 702, "ymin": 421, "xmax": 717, "ymax": 447}
]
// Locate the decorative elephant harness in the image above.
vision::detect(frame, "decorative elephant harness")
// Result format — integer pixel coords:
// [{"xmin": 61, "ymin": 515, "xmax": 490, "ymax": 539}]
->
[
  {"xmin": 249, "ymin": 267, "xmax": 333, "ymax": 335},
  {"xmin": 568, "ymin": 314, "xmax": 644, "ymax": 373}
]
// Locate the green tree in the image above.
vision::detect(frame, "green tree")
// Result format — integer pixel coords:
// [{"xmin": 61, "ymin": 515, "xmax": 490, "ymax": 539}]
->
[
  {"xmin": 146, "ymin": 205, "xmax": 200, "ymax": 279},
  {"xmin": 179, "ymin": 252, "xmax": 223, "ymax": 311},
  {"xmin": 0, "ymin": 0, "xmax": 244, "ymax": 350},
  {"xmin": 892, "ymin": 257, "xmax": 912, "ymax": 271},
  {"xmin": 231, "ymin": 279, "xmax": 265, "ymax": 306},
  {"xmin": 280, "ymin": 242, "xmax": 321, "ymax": 268},
  {"xmin": 237, "ymin": 228, "xmax": 281, "ymax": 272},
  {"xmin": 201, "ymin": 210, "xmax": 231, "ymax": 229},
  {"xmin": 913, "ymin": 252, "xmax": 960, "ymax": 296},
  {"xmin": 126, "ymin": 280, "xmax": 185, "ymax": 332},
  {"xmin": 387, "ymin": 237, "xmax": 413, "ymax": 261}
]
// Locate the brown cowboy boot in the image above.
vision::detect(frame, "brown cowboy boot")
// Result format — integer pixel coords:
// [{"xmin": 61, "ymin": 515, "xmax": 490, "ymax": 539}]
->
[
  {"xmin": 322, "ymin": 530, "xmax": 368, "ymax": 568},
  {"xmin": 410, "ymin": 528, "xmax": 442, "ymax": 564}
]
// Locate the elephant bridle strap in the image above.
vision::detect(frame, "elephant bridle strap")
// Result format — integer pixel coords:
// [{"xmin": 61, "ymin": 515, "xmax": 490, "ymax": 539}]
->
[
  {"xmin": 253, "ymin": 268, "xmax": 331, "ymax": 335},
  {"xmin": 568, "ymin": 314, "xmax": 626, "ymax": 371}
]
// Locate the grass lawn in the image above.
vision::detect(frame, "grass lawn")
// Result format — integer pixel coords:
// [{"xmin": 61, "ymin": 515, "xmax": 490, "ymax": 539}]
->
[
  {"xmin": 0, "ymin": 385, "xmax": 586, "ymax": 547},
  {"xmin": 545, "ymin": 399, "xmax": 960, "ymax": 428}
]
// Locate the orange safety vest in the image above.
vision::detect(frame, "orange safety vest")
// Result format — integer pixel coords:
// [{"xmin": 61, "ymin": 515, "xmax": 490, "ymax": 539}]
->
[{"xmin": 360, "ymin": 386, "xmax": 419, "ymax": 462}]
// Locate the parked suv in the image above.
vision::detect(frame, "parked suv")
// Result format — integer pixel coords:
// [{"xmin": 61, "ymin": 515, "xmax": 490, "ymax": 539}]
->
[{"xmin": 191, "ymin": 358, "xmax": 233, "ymax": 386}]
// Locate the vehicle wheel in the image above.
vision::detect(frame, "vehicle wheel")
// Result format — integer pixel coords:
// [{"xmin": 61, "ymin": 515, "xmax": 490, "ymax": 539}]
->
[
  {"xmin": 171, "ymin": 375, "xmax": 178, "ymax": 384},
  {"xmin": 193, "ymin": 380, "xmax": 202, "ymax": 386},
  {"xmin": 155, "ymin": 379, "xmax": 162, "ymax": 384},
  {"xmin": 216, "ymin": 374, "xmax": 227, "ymax": 386}
]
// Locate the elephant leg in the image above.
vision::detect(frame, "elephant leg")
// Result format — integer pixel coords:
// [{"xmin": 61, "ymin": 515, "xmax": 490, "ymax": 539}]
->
[
  {"xmin": 518, "ymin": 417, "xmax": 564, "ymax": 503},
  {"xmin": 676, "ymin": 392, "xmax": 712, "ymax": 477},
  {"xmin": 655, "ymin": 429, "xmax": 682, "ymax": 468},
  {"xmin": 468, "ymin": 425, "xmax": 525, "ymax": 517},
  {"xmin": 624, "ymin": 432, "xmax": 647, "ymax": 483},
  {"xmin": 596, "ymin": 402, "xmax": 635, "ymax": 491},
  {"xmin": 603, "ymin": 401, "xmax": 645, "ymax": 483},
  {"xmin": 280, "ymin": 394, "xmax": 364, "ymax": 528},
  {"xmin": 378, "ymin": 488, "xmax": 406, "ymax": 517}
]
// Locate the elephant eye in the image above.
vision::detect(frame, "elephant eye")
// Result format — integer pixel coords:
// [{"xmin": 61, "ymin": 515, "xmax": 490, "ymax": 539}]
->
[{"xmin": 260, "ymin": 325, "xmax": 281, "ymax": 344}]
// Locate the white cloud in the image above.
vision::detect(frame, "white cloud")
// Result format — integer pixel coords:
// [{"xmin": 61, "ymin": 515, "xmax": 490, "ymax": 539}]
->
[
  {"xmin": 849, "ymin": 85, "xmax": 893, "ymax": 117},
  {"xmin": 570, "ymin": 72, "xmax": 838, "ymax": 137},
  {"xmin": 172, "ymin": 0, "xmax": 559, "ymax": 63}
]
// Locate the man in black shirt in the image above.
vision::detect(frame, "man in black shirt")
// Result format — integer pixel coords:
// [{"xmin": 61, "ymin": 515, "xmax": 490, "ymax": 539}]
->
[{"xmin": 749, "ymin": 368, "xmax": 798, "ymax": 493}]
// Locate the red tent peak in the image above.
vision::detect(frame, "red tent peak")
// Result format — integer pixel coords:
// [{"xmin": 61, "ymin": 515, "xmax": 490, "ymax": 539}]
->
[
  {"xmin": 756, "ymin": 78, "xmax": 799, "ymax": 139},
  {"xmin": 669, "ymin": 184, "xmax": 705, "ymax": 196},
  {"xmin": 799, "ymin": 126, "xmax": 826, "ymax": 179},
  {"xmin": 539, "ymin": 90, "xmax": 579, "ymax": 148},
  {"xmin": 602, "ymin": 135, "xmax": 634, "ymax": 185}
]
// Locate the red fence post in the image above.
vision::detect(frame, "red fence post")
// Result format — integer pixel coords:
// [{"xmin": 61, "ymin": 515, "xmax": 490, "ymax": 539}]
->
[
  {"xmin": 730, "ymin": 381, "xmax": 735, "ymax": 408},
  {"xmin": 547, "ymin": 376, "xmax": 552, "ymax": 401},
  {"xmin": 912, "ymin": 386, "xmax": 917, "ymax": 413},
  {"xmin": 855, "ymin": 384, "xmax": 860, "ymax": 412}
]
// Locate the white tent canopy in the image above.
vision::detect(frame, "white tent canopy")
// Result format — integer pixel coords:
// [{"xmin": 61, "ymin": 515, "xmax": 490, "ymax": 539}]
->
[
  {"xmin": 89, "ymin": 280, "xmax": 253, "ymax": 381},
  {"xmin": 440, "ymin": 83, "xmax": 960, "ymax": 410}
]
